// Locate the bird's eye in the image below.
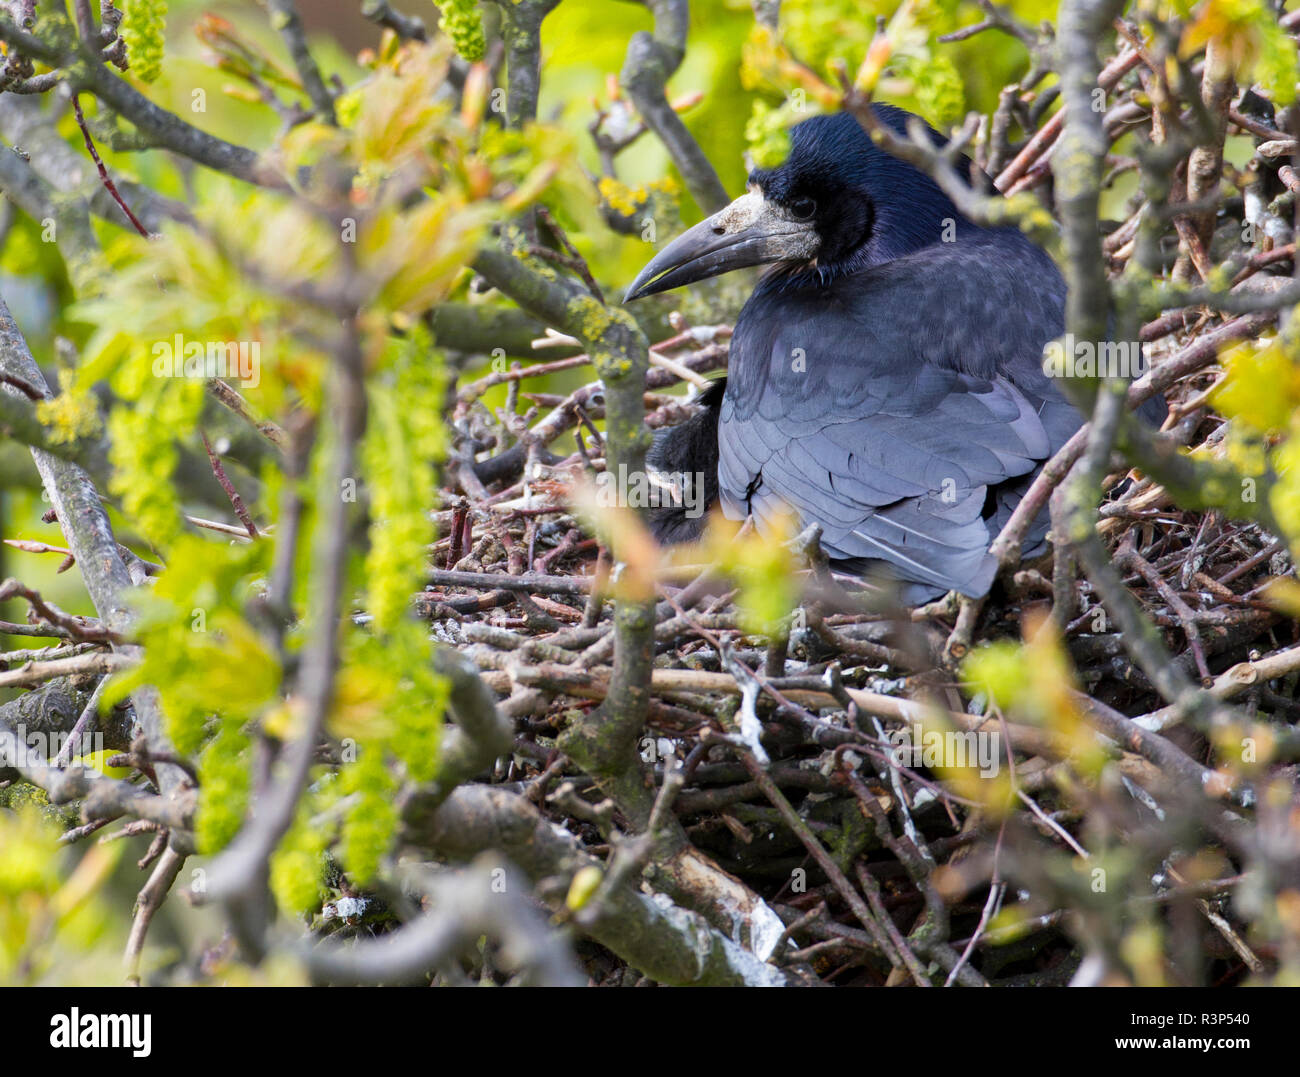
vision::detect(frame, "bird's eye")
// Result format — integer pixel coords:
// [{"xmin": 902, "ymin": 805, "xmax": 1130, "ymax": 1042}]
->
[{"xmin": 789, "ymin": 196, "xmax": 816, "ymax": 220}]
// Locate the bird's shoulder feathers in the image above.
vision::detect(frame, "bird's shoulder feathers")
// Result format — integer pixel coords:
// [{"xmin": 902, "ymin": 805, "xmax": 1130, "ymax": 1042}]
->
[{"xmin": 718, "ymin": 231, "xmax": 1073, "ymax": 597}]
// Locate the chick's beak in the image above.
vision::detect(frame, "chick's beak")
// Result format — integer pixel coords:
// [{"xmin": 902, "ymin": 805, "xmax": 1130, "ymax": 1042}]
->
[{"xmin": 623, "ymin": 191, "xmax": 819, "ymax": 302}]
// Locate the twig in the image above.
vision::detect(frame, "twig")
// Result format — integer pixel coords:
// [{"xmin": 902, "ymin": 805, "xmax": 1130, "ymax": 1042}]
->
[
  {"xmin": 70, "ymin": 94, "xmax": 150, "ymax": 237},
  {"xmin": 200, "ymin": 430, "xmax": 260, "ymax": 539}
]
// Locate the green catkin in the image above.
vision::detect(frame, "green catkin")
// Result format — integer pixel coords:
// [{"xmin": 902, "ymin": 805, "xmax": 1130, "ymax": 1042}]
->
[
  {"xmin": 440, "ymin": 0, "xmax": 486, "ymax": 63},
  {"xmin": 195, "ymin": 725, "xmax": 251, "ymax": 854},
  {"xmin": 107, "ymin": 406, "xmax": 181, "ymax": 549},
  {"xmin": 121, "ymin": 0, "xmax": 168, "ymax": 84},
  {"xmin": 744, "ymin": 100, "xmax": 792, "ymax": 169},
  {"xmin": 361, "ymin": 326, "xmax": 445, "ymax": 634},
  {"xmin": 910, "ymin": 53, "xmax": 965, "ymax": 128},
  {"xmin": 270, "ymin": 799, "xmax": 329, "ymax": 916},
  {"xmin": 339, "ymin": 747, "xmax": 398, "ymax": 886}
]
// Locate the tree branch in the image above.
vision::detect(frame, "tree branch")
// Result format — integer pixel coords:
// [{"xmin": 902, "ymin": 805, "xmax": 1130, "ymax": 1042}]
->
[{"xmin": 620, "ymin": 0, "xmax": 729, "ymax": 214}]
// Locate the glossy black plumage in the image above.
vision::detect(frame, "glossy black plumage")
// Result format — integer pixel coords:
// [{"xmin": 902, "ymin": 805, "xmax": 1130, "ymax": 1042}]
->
[{"xmin": 636, "ymin": 107, "xmax": 1157, "ymax": 602}]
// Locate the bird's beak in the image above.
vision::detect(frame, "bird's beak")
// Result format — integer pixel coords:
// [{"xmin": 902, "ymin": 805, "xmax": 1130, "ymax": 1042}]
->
[{"xmin": 624, "ymin": 191, "xmax": 819, "ymax": 302}]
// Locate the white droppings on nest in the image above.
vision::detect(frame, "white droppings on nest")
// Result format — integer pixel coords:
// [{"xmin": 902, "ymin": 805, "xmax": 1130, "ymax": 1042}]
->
[
  {"xmin": 650, "ymin": 899, "xmax": 790, "ymax": 987},
  {"xmin": 489, "ymin": 494, "xmax": 565, "ymax": 514},
  {"xmin": 673, "ymin": 847, "xmax": 788, "ymax": 961},
  {"xmin": 321, "ymin": 896, "xmax": 369, "ymax": 922},
  {"xmin": 910, "ymin": 787, "xmax": 938, "ymax": 810},
  {"xmin": 746, "ymin": 902, "xmax": 790, "ymax": 962},
  {"xmin": 868, "ymin": 675, "xmax": 908, "ymax": 696},
  {"xmin": 429, "ymin": 620, "xmax": 464, "ymax": 644},
  {"xmin": 736, "ymin": 677, "xmax": 769, "ymax": 766}
]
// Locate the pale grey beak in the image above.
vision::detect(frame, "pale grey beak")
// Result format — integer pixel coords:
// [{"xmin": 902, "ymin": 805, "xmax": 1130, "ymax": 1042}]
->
[{"xmin": 624, "ymin": 192, "xmax": 819, "ymax": 302}]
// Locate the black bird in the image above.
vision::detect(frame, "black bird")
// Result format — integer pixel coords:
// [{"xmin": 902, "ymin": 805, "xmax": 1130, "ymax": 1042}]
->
[{"xmin": 627, "ymin": 105, "xmax": 1152, "ymax": 604}]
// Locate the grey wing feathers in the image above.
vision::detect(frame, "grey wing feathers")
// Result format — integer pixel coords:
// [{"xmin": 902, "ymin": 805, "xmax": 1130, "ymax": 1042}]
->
[
  {"xmin": 718, "ymin": 374, "xmax": 1054, "ymax": 597},
  {"xmin": 717, "ymin": 237, "xmax": 1074, "ymax": 598}
]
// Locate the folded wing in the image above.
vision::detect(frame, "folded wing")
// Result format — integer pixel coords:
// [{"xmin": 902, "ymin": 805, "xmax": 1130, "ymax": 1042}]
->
[{"xmin": 718, "ymin": 235, "xmax": 1076, "ymax": 599}]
